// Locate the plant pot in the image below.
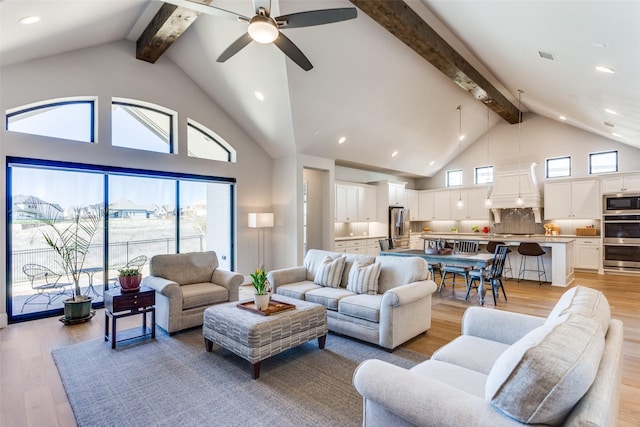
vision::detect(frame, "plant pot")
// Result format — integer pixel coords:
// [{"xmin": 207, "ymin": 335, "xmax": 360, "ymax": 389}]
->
[
  {"xmin": 119, "ymin": 274, "xmax": 142, "ymax": 292},
  {"xmin": 63, "ymin": 296, "xmax": 93, "ymax": 320},
  {"xmin": 254, "ymin": 294, "xmax": 270, "ymax": 311}
]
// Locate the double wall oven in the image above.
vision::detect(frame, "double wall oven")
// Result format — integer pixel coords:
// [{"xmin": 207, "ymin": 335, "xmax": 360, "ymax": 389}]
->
[{"xmin": 603, "ymin": 194, "xmax": 640, "ymax": 272}]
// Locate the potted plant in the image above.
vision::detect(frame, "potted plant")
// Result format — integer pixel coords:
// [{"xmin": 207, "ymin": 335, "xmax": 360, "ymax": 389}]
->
[
  {"xmin": 118, "ymin": 267, "xmax": 142, "ymax": 292},
  {"xmin": 26, "ymin": 203, "xmax": 103, "ymax": 321},
  {"xmin": 250, "ymin": 268, "xmax": 271, "ymax": 311}
]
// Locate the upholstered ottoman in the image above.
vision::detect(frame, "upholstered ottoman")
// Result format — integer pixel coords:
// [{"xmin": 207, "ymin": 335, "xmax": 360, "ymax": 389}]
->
[{"xmin": 203, "ymin": 295, "xmax": 328, "ymax": 379}]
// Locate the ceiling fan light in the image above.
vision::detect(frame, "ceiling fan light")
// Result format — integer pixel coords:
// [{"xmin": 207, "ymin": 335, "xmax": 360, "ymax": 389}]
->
[{"xmin": 248, "ymin": 16, "xmax": 279, "ymax": 44}]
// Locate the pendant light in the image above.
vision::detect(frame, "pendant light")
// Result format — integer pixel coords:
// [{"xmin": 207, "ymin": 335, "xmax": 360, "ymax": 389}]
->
[
  {"xmin": 515, "ymin": 90, "xmax": 525, "ymax": 208},
  {"xmin": 456, "ymin": 105, "xmax": 464, "ymax": 210},
  {"xmin": 484, "ymin": 105, "xmax": 493, "ymax": 208}
]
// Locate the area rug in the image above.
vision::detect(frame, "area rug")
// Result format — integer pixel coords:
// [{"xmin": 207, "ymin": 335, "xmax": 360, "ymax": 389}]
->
[{"xmin": 52, "ymin": 328, "xmax": 427, "ymax": 426}]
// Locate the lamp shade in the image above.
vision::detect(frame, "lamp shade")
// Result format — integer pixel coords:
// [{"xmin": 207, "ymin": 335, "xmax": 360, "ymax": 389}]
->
[{"xmin": 248, "ymin": 212, "xmax": 274, "ymax": 228}]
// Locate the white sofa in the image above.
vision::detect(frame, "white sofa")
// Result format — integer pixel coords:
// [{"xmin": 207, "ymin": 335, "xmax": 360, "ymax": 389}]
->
[
  {"xmin": 353, "ymin": 285, "xmax": 623, "ymax": 426},
  {"xmin": 266, "ymin": 249, "xmax": 438, "ymax": 350},
  {"xmin": 142, "ymin": 251, "xmax": 244, "ymax": 334}
]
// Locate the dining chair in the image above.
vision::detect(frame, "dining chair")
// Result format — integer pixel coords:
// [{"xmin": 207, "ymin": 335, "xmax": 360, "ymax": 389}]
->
[
  {"xmin": 378, "ymin": 238, "xmax": 394, "ymax": 251},
  {"xmin": 486, "ymin": 241, "xmax": 512, "ymax": 280},
  {"xmin": 467, "ymin": 244, "xmax": 509, "ymax": 305},
  {"xmin": 439, "ymin": 240, "xmax": 479, "ymax": 292},
  {"xmin": 423, "ymin": 238, "xmax": 443, "ymax": 281},
  {"xmin": 21, "ymin": 264, "xmax": 73, "ymax": 312}
]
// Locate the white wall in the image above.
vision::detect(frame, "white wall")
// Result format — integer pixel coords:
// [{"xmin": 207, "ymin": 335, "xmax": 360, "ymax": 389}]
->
[
  {"xmin": 0, "ymin": 40, "xmax": 273, "ymax": 326},
  {"xmin": 417, "ymin": 113, "xmax": 640, "ymax": 189}
]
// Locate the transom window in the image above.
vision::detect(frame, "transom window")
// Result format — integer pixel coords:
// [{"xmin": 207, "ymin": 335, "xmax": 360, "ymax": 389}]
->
[
  {"xmin": 589, "ymin": 150, "xmax": 618, "ymax": 174},
  {"xmin": 546, "ymin": 156, "xmax": 571, "ymax": 178},
  {"xmin": 187, "ymin": 120, "xmax": 236, "ymax": 162},
  {"xmin": 475, "ymin": 166, "xmax": 493, "ymax": 184},
  {"xmin": 5, "ymin": 98, "xmax": 95, "ymax": 142},
  {"xmin": 112, "ymin": 99, "xmax": 175, "ymax": 153},
  {"xmin": 446, "ymin": 169, "xmax": 463, "ymax": 187}
]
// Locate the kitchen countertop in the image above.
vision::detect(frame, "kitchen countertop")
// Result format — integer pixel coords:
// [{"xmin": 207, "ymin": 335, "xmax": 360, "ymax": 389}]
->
[
  {"xmin": 335, "ymin": 235, "xmax": 386, "ymax": 241},
  {"xmin": 417, "ymin": 232, "xmax": 578, "ymax": 244}
]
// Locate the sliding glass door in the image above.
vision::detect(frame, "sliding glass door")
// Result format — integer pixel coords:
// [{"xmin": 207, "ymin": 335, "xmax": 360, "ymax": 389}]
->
[{"xmin": 7, "ymin": 159, "xmax": 235, "ymax": 322}]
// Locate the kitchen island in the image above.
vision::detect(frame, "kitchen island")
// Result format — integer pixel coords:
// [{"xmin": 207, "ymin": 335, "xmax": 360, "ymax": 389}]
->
[{"xmin": 417, "ymin": 233, "xmax": 575, "ymax": 287}]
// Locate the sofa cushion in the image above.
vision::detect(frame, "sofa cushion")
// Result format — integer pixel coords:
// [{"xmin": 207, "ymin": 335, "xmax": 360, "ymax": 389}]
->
[
  {"xmin": 341, "ymin": 254, "xmax": 376, "ymax": 289},
  {"xmin": 338, "ymin": 294, "xmax": 383, "ymax": 323},
  {"xmin": 546, "ymin": 285, "xmax": 611, "ymax": 334},
  {"xmin": 410, "ymin": 360, "xmax": 487, "ymax": 399},
  {"xmin": 485, "ymin": 314, "xmax": 605, "ymax": 425},
  {"xmin": 431, "ymin": 335, "xmax": 510, "ymax": 375},
  {"xmin": 150, "ymin": 251, "xmax": 218, "ymax": 285},
  {"xmin": 347, "ymin": 261, "xmax": 381, "ymax": 295},
  {"xmin": 376, "ymin": 256, "xmax": 429, "ymax": 294},
  {"xmin": 305, "ymin": 287, "xmax": 356, "ymax": 310},
  {"xmin": 181, "ymin": 282, "xmax": 228, "ymax": 310},
  {"xmin": 314, "ymin": 255, "xmax": 346, "ymax": 288},
  {"xmin": 275, "ymin": 281, "xmax": 322, "ymax": 300},
  {"xmin": 304, "ymin": 249, "xmax": 343, "ymax": 281}
]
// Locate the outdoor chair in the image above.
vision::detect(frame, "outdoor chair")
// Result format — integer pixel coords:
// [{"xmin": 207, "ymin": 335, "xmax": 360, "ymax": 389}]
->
[
  {"xmin": 21, "ymin": 264, "xmax": 73, "ymax": 312},
  {"xmin": 110, "ymin": 255, "xmax": 148, "ymax": 289}
]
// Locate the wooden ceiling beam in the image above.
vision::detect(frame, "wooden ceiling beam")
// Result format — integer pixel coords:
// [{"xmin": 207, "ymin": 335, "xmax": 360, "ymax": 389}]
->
[
  {"xmin": 349, "ymin": 0, "xmax": 519, "ymax": 124},
  {"xmin": 136, "ymin": 1, "xmax": 213, "ymax": 64}
]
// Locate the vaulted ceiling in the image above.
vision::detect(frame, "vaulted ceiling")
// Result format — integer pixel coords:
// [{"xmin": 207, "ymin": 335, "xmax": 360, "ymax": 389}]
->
[{"xmin": 2, "ymin": 1, "xmax": 638, "ymax": 178}]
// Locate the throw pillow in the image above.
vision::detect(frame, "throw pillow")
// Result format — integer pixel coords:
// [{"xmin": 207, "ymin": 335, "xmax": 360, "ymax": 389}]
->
[
  {"xmin": 546, "ymin": 285, "xmax": 611, "ymax": 334},
  {"xmin": 314, "ymin": 255, "xmax": 346, "ymax": 288},
  {"xmin": 485, "ymin": 314, "xmax": 604, "ymax": 425},
  {"xmin": 347, "ymin": 261, "xmax": 381, "ymax": 295}
]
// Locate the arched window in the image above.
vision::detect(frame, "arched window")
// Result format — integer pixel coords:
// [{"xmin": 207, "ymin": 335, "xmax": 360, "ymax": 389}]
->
[
  {"xmin": 6, "ymin": 98, "xmax": 95, "ymax": 142},
  {"xmin": 112, "ymin": 99, "xmax": 175, "ymax": 153},
  {"xmin": 187, "ymin": 119, "xmax": 236, "ymax": 163}
]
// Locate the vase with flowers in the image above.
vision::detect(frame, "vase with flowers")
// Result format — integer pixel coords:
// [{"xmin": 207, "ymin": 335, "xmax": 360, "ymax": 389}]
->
[{"xmin": 250, "ymin": 268, "xmax": 271, "ymax": 311}]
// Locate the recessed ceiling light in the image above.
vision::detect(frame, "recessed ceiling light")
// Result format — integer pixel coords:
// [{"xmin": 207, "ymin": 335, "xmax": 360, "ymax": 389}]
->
[
  {"xmin": 595, "ymin": 66, "xmax": 615, "ymax": 74},
  {"xmin": 604, "ymin": 108, "xmax": 618, "ymax": 115},
  {"xmin": 592, "ymin": 42, "xmax": 606, "ymax": 48},
  {"xmin": 558, "ymin": 116, "xmax": 567, "ymax": 121},
  {"xmin": 253, "ymin": 90, "xmax": 264, "ymax": 101},
  {"xmin": 429, "ymin": 160, "xmax": 436, "ymax": 166},
  {"xmin": 391, "ymin": 151, "xmax": 398, "ymax": 157},
  {"xmin": 612, "ymin": 133, "xmax": 622, "ymax": 138},
  {"xmin": 19, "ymin": 16, "xmax": 41, "ymax": 25},
  {"xmin": 337, "ymin": 136, "xmax": 346, "ymax": 144},
  {"xmin": 458, "ymin": 135, "xmax": 465, "ymax": 141}
]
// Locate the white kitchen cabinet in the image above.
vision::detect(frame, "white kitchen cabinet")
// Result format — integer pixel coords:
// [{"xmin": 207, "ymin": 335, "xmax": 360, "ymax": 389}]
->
[
  {"xmin": 433, "ymin": 191, "xmax": 451, "ymax": 220},
  {"xmin": 366, "ymin": 238, "xmax": 381, "ymax": 256},
  {"xmin": 449, "ymin": 188, "xmax": 490, "ymax": 220},
  {"xmin": 601, "ymin": 173, "xmax": 640, "ymax": 194},
  {"xmin": 406, "ymin": 189, "xmax": 419, "ymax": 220},
  {"xmin": 544, "ymin": 179, "xmax": 600, "ymax": 220},
  {"xmin": 418, "ymin": 191, "xmax": 435, "ymax": 220},
  {"xmin": 358, "ymin": 185, "xmax": 377, "ymax": 221},
  {"xmin": 388, "ymin": 182, "xmax": 406, "ymax": 206},
  {"xmin": 575, "ymin": 238, "xmax": 601, "ymax": 270},
  {"xmin": 335, "ymin": 184, "xmax": 359, "ymax": 222},
  {"xmin": 410, "ymin": 234, "xmax": 422, "ymax": 250}
]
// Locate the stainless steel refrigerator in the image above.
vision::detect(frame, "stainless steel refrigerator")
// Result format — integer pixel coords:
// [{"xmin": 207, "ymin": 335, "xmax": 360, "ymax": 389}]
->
[{"xmin": 389, "ymin": 207, "xmax": 410, "ymax": 249}]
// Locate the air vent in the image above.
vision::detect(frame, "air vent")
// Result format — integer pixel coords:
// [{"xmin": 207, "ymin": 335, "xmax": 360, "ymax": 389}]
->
[
  {"xmin": 604, "ymin": 121, "xmax": 615, "ymax": 128},
  {"xmin": 538, "ymin": 51, "xmax": 556, "ymax": 61}
]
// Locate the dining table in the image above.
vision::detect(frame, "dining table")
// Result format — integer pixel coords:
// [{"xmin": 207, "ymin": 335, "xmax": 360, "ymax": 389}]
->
[{"xmin": 379, "ymin": 249, "xmax": 495, "ymax": 305}]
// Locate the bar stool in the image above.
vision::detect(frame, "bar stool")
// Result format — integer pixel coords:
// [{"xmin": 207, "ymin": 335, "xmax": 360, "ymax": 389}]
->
[
  {"xmin": 517, "ymin": 242, "xmax": 548, "ymax": 285},
  {"xmin": 487, "ymin": 241, "xmax": 512, "ymax": 280}
]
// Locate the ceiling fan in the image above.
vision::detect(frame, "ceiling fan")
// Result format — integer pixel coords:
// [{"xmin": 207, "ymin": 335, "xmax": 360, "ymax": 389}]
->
[{"xmin": 166, "ymin": 0, "xmax": 357, "ymax": 71}]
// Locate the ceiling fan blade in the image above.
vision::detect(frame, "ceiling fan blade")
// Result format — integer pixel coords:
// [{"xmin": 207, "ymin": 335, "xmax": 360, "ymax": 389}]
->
[
  {"xmin": 273, "ymin": 33, "xmax": 313, "ymax": 71},
  {"xmin": 217, "ymin": 32, "xmax": 253, "ymax": 63},
  {"xmin": 253, "ymin": 0, "xmax": 271, "ymax": 16},
  {"xmin": 276, "ymin": 8, "xmax": 357, "ymax": 29},
  {"xmin": 163, "ymin": 0, "xmax": 249, "ymax": 22}
]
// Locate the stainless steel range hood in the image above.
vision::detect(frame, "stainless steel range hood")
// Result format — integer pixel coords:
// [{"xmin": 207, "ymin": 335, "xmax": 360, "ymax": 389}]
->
[{"xmin": 489, "ymin": 163, "xmax": 543, "ymax": 223}]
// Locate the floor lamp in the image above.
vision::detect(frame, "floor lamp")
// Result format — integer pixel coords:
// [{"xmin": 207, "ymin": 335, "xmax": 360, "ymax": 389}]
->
[{"xmin": 248, "ymin": 213, "xmax": 274, "ymax": 271}]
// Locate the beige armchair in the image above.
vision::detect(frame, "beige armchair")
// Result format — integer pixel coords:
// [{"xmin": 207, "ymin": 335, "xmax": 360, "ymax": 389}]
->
[{"xmin": 142, "ymin": 251, "xmax": 244, "ymax": 334}]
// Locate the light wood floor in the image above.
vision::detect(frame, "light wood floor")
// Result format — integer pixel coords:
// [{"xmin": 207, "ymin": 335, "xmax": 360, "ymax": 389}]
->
[{"xmin": 1, "ymin": 272, "xmax": 638, "ymax": 426}]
